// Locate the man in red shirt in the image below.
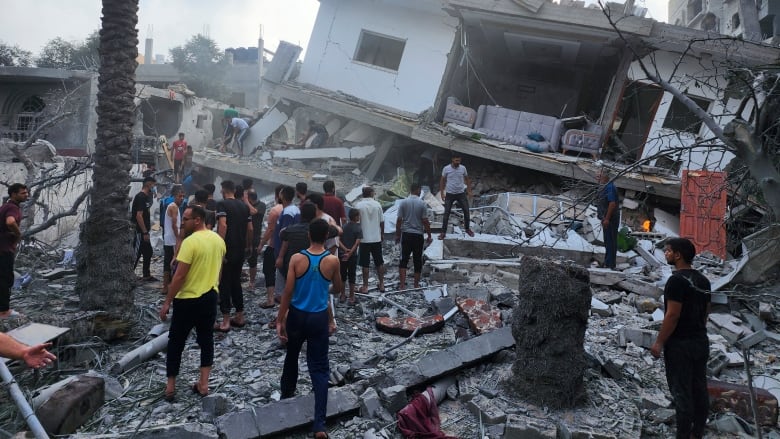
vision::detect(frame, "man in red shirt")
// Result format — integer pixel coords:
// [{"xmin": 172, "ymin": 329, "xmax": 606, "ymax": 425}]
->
[
  {"xmin": 322, "ymin": 180, "xmax": 346, "ymax": 227},
  {"xmin": 172, "ymin": 132, "xmax": 187, "ymax": 183},
  {"xmin": 0, "ymin": 183, "xmax": 28, "ymax": 318}
]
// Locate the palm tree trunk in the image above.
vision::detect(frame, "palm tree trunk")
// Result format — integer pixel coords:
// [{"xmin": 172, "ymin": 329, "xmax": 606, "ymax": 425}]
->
[{"xmin": 77, "ymin": 0, "xmax": 139, "ymax": 320}]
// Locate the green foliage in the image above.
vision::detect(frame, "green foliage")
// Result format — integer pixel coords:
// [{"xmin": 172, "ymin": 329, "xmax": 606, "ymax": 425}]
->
[
  {"xmin": 0, "ymin": 41, "xmax": 32, "ymax": 67},
  {"xmin": 170, "ymin": 34, "xmax": 228, "ymax": 100},
  {"xmin": 35, "ymin": 31, "xmax": 100, "ymax": 70}
]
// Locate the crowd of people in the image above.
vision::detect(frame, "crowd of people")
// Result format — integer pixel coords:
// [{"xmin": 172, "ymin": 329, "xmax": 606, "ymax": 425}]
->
[{"xmin": 133, "ymin": 172, "xmax": 440, "ymax": 438}]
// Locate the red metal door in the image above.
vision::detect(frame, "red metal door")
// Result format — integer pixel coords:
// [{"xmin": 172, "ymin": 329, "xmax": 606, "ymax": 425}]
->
[{"xmin": 680, "ymin": 171, "xmax": 728, "ymax": 259}]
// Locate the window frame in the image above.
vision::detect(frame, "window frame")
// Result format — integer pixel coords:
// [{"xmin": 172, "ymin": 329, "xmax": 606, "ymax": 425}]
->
[{"xmin": 352, "ymin": 30, "xmax": 407, "ymax": 73}]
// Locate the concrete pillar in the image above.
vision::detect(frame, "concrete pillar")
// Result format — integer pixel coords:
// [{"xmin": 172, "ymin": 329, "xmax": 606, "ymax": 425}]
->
[{"xmin": 509, "ymin": 257, "xmax": 591, "ymax": 408}]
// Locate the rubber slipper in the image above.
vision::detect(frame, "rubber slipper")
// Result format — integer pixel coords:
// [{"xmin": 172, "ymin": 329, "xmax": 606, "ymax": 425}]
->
[
  {"xmin": 260, "ymin": 302, "xmax": 275, "ymax": 309},
  {"xmin": 213, "ymin": 324, "xmax": 230, "ymax": 333},
  {"xmin": 191, "ymin": 383, "xmax": 208, "ymax": 397},
  {"xmin": 314, "ymin": 432, "xmax": 329, "ymax": 439},
  {"xmin": 230, "ymin": 318, "xmax": 246, "ymax": 328}
]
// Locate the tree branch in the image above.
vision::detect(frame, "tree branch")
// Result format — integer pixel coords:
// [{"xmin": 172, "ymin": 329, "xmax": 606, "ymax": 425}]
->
[{"xmin": 22, "ymin": 188, "xmax": 91, "ymax": 238}]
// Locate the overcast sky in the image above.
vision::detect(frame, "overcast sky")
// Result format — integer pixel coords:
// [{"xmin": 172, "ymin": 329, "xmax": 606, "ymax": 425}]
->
[
  {"xmin": 0, "ymin": 0, "xmax": 321, "ymax": 61},
  {"xmin": 0, "ymin": 0, "xmax": 668, "ymax": 61}
]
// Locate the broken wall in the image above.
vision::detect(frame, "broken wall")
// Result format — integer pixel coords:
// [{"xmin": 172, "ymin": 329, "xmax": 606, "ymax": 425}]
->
[
  {"xmin": 298, "ymin": 0, "xmax": 458, "ymax": 113},
  {"xmin": 134, "ymin": 86, "xmax": 215, "ymax": 154},
  {"xmin": 627, "ymin": 51, "xmax": 740, "ymax": 174}
]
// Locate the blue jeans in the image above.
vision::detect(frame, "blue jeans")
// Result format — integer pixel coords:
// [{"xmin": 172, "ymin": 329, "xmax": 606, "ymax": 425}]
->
[{"xmin": 281, "ymin": 306, "xmax": 330, "ymax": 433}]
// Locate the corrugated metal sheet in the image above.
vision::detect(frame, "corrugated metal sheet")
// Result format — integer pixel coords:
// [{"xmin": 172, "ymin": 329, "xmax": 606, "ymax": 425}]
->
[{"xmin": 680, "ymin": 170, "xmax": 728, "ymax": 259}]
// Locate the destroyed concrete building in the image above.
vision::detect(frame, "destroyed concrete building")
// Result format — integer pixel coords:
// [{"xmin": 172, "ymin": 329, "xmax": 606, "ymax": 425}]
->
[{"xmin": 2, "ymin": 1, "xmax": 780, "ymax": 438}]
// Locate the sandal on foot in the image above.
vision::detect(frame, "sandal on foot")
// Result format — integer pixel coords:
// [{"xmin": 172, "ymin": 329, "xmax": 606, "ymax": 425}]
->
[
  {"xmin": 191, "ymin": 383, "xmax": 208, "ymax": 397},
  {"xmin": 260, "ymin": 301, "xmax": 275, "ymax": 309}
]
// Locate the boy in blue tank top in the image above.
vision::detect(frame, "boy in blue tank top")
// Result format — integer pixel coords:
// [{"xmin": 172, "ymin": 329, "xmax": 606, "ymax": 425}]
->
[{"xmin": 276, "ymin": 219, "xmax": 342, "ymax": 439}]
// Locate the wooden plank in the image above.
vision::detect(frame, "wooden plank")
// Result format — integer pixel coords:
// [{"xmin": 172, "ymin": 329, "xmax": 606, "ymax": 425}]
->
[{"xmin": 2, "ymin": 323, "xmax": 70, "ymax": 363}]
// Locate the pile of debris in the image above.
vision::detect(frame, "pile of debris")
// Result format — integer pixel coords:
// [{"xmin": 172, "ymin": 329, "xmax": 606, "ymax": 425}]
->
[{"xmin": 1, "ymin": 222, "xmax": 779, "ymax": 438}]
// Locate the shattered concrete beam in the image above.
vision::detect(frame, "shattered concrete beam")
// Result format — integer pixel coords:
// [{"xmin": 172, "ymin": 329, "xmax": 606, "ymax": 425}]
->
[
  {"xmin": 215, "ymin": 386, "xmax": 359, "ymax": 438},
  {"xmin": 193, "ymin": 153, "xmax": 310, "ymax": 188},
  {"xmin": 633, "ymin": 244, "xmax": 661, "ymax": 268},
  {"xmin": 615, "ymin": 278, "xmax": 663, "ymax": 299},
  {"xmin": 380, "ymin": 326, "xmax": 515, "ymax": 389},
  {"xmin": 268, "ymin": 82, "xmax": 681, "ymax": 199}
]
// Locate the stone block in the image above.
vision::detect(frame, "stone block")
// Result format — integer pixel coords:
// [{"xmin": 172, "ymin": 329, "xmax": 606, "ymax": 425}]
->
[
  {"xmin": 599, "ymin": 292, "xmax": 623, "ymax": 305},
  {"xmin": 707, "ymin": 351, "xmax": 729, "ymax": 377},
  {"xmin": 504, "ymin": 414, "xmax": 557, "ymax": 438},
  {"xmin": 129, "ymin": 423, "xmax": 218, "ymax": 438},
  {"xmin": 736, "ymin": 329, "xmax": 766, "ymax": 349},
  {"xmin": 590, "ymin": 298, "xmax": 612, "ymax": 317},
  {"xmin": 36, "ymin": 375, "xmax": 104, "ymax": 435},
  {"xmin": 759, "ymin": 302, "xmax": 774, "ymax": 321},
  {"xmin": 708, "ymin": 378, "xmax": 779, "ymax": 426},
  {"xmin": 466, "ymin": 394, "xmax": 507, "ymax": 424},
  {"xmin": 431, "ymin": 296, "xmax": 456, "ymax": 315},
  {"xmin": 360, "ymin": 387, "xmax": 383, "ymax": 419},
  {"xmin": 379, "ymin": 385, "xmax": 407, "ymax": 414},
  {"xmin": 587, "ymin": 269, "xmax": 625, "ymax": 286},
  {"xmin": 216, "ymin": 387, "xmax": 359, "ymax": 438},
  {"xmin": 616, "ymin": 278, "xmax": 663, "ymax": 299},
  {"xmin": 708, "ymin": 313, "xmax": 750, "ymax": 343},
  {"xmin": 202, "ymin": 393, "xmax": 230, "ymax": 420},
  {"xmin": 650, "ymin": 408, "xmax": 676, "ymax": 424},
  {"xmin": 617, "ymin": 328, "xmax": 657, "ymax": 349},
  {"xmin": 455, "ymin": 297, "xmax": 502, "ymax": 334}
]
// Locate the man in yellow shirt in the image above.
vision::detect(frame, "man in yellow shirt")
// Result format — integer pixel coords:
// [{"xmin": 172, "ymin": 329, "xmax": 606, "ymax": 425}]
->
[{"xmin": 159, "ymin": 205, "xmax": 226, "ymax": 401}]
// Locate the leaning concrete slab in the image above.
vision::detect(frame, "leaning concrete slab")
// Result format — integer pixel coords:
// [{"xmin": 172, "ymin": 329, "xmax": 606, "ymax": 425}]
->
[
  {"xmin": 2, "ymin": 323, "xmax": 69, "ymax": 363},
  {"xmin": 382, "ymin": 326, "xmax": 515, "ymax": 389},
  {"xmin": 215, "ymin": 386, "xmax": 359, "ymax": 438},
  {"xmin": 616, "ymin": 278, "xmax": 663, "ymax": 299}
]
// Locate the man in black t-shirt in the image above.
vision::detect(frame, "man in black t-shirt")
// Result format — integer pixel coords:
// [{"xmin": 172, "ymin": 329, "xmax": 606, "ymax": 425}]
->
[
  {"xmin": 651, "ymin": 238, "xmax": 711, "ymax": 439},
  {"xmin": 132, "ymin": 176, "xmax": 156, "ymax": 281},
  {"xmin": 215, "ymin": 180, "xmax": 252, "ymax": 332},
  {"xmin": 246, "ymin": 191, "xmax": 266, "ymax": 291}
]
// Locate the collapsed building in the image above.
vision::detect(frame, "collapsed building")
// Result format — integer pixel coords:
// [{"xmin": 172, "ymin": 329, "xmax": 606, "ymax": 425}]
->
[{"xmin": 2, "ymin": 0, "xmax": 780, "ymax": 438}]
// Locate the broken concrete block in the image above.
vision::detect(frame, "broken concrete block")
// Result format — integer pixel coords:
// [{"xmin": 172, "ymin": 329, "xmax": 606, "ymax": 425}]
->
[
  {"xmin": 590, "ymin": 298, "xmax": 612, "ymax": 317},
  {"xmin": 122, "ymin": 423, "xmax": 218, "ymax": 438},
  {"xmin": 710, "ymin": 293, "xmax": 728, "ymax": 305},
  {"xmin": 617, "ymin": 278, "xmax": 663, "ymax": 299},
  {"xmin": 736, "ymin": 329, "xmax": 767, "ymax": 349},
  {"xmin": 455, "ymin": 297, "xmax": 502, "ymax": 334},
  {"xmin": 640, "ymin": 389, "xmax": 671, "ymax": 410},
  {"xmin": 215, "ymin": 387, "xmax": 359, "ymax": 438},
  {"xmin": 708, "ymin": 378, "xmax": 779, "ymax": 426},
  {"xmin": 651, "ymin": 308, "xmax": 664, "ymax": 321},
  {"xmin": 633, "ymin": 244, "xmax": 661, "ymax": 268},
  {"xmin": 742, "ymin": 312, "xmax": 766, "ymax": 332},
  {"xmin": 634, "ymin": 297, "xmax": 659, "ymax": 313},
  {"xmin": 707, "ymin": 351, "xmax": 729, "ymax": 377},
  {"xmin": 504, "ymin": 414, "xmax": 557, "ymax": 438},
  {"xmin": 587, "ymin": 268, "xmax": 625, "ymax": 286},
  {"xmin": 650, "ymin": 408, "xmax": 676, "ymax": 424},
  {"xmin": 36, "ymin": 375, "xmax": 104, "ymax": 435},
  {"xmin": 598, "ymin": 291, "xmax": 623, "ymax": 305},
  {"xmin": 759, "ymin": 302, "xmax": 774, "ymax": 321},
  {"xmin": 379, "ymin": 385, "xmax": 407, "ymax": 414},
  {"xmin": 617, "ymin": 328, "xmax": 657, "ymax": 349},
  {"xmin": 709, "ymin": 313, "xmax": 750, "ymax": 343},
  {"xmin": 467, "ymin": 394, "xmax": 507, "ymax": 424},
  {"xmin": 431, "ymin": 296, "xmax": 456, "ymax": 315},
  {"xmin": 359, "ymin": 387, "xmax": 383, "ymax": 419},
  {"xmin": 202, "ymin": 393, "xmax": 230, "ymax": 421}
]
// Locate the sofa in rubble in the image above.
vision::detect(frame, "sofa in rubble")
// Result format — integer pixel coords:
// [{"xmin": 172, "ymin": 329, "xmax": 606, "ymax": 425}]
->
[{"xmin": 472, "ymin": 104, "xmax": 604, "ymax": 157}]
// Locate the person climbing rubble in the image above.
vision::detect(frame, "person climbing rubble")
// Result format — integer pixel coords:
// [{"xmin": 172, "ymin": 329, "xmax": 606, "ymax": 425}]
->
[{"xmin": 439, "ymin": 153, "xmax": 474, "ymax": 239}]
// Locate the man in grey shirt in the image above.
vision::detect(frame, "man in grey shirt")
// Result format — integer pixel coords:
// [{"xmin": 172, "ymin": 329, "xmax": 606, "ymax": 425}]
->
[
  {"xmin": 395, "ymin": 183, "xmax": 432, "ymax": 289},
  {"xmin": 439, "ymin": 153, "xmax": 473, "ymax": 239}
]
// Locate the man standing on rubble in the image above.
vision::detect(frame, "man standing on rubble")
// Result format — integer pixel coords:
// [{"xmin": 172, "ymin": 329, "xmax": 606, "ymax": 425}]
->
[
  {"xmin": 133, "ymin": 176, "xmax": 157, "ymax": 282},
  {"xmin": 439, "ymin": 153, "xmax": 474, "ymax": 239},
  {"xmin": 215, "ymin": 180, "xmax": 252, "ymax": 332},
  {"xmin": 162, "ymin": 186, "xmax": 184, "ymax": 296},
  {"xmin": 171, "ymin": 132, "xmax": 187, "ymax": 183},
  {"xmin": 396, "ymin": 183, "xmax": 432, "ymax": 289},
  {"xmin": 651, "ymin": 237, "xmax": 711, "ymax": 439},
  {"xmin": 355, "ymin": 186, "xmax": 385, "ymax": 293},
  {"xmin": 160, "ymin": 205, "xmax": 225, "ymax": 400},
  {"xmin": 0, "ymin": 183, "xmax": 28, "ymax": 318},
  {"xmin": 277, "ymin": 218, "xmax": 341, "ymax": 439},
  {"xmin": 597, "ymin": 169, "xmax": 619, "ymax": 269}
]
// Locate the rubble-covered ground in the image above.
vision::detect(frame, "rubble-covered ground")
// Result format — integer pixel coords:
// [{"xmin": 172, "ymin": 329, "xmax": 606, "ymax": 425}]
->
[{"xmin": 1, "ymin": 230, "xmax": 779, "ymax": 438}]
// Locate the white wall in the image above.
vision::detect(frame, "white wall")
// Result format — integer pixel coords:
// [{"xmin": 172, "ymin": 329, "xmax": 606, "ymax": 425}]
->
[
  {"xmin": 298, "ymin": 0, "xmax": 458, "ymax": 114},
  {"xmin": 628, "ymin": 51, "xmax": 740, "ymax": 174}
]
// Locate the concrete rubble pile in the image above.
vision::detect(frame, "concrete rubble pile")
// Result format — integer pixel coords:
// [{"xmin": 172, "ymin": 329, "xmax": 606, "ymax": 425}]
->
[{"xmin": 1, "ymin": 227, "xmax": 779, "ymax": 439}]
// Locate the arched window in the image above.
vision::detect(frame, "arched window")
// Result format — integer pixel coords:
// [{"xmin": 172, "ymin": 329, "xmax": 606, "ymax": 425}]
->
[
  {"xmin": 16, "ymin": 95, "xmax": 46, "ymax": 131},
  {"xmin": 20, "ymin": 96, "xmax": 45, "ymax": 113}
]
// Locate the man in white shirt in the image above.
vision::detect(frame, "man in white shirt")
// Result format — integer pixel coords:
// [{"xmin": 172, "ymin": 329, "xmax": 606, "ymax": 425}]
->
[
  {"xmin": 221, "ymin": 117, "xmax": 250, "ymax": 156},
  {"xmin": 162, "ymin": 186, "xmax": 184, "ymax": 295},
  {"xmin": 355, "ymin": 186, "xmax": 385, "ymax": 293},
  {"xmin": 439, "ymin": 154, "xmax": 474, "ymax": 239}
]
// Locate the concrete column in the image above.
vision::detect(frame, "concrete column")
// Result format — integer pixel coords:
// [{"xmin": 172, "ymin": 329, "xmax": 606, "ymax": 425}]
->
[{"xmin": 144, "ymin": 38, "xmax": 153, "ymax": 65}]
